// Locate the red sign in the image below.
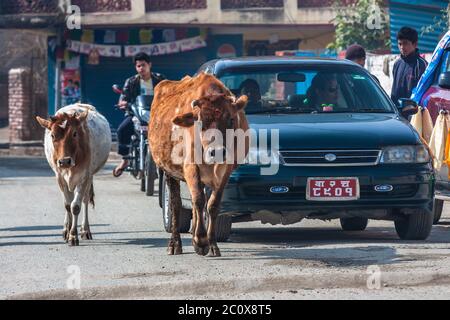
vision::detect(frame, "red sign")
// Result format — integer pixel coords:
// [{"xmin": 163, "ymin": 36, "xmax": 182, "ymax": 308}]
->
[
  {"xmin": 306, "ymin": 178, "xmax": 359, "ymax": 201},
  {"xmin": 217, "ymin": 44, "xmax": 236, "ymax": 58}
]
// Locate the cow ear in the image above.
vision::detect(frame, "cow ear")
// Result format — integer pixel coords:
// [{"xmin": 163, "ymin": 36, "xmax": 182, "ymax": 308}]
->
[
  {"xmin": 36, "ymin": 116, "xmax": 53, "ymax": 130},
  {"xmin": 233, "ymin": 95, "xmax": 248, "ymax": 112},
  {"xmin": 172, "ymin": 112, "xmax": 198, "ymax": 127}
]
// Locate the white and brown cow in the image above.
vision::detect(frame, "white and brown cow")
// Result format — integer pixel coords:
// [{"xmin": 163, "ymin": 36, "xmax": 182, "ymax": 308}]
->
[
  {"xmin": 36, "ymin": 104, "xmax": 111, "ymax": 246},
  {"xmin": 149, "ymin": 73, "xmax": 249, "ymax": 257}
]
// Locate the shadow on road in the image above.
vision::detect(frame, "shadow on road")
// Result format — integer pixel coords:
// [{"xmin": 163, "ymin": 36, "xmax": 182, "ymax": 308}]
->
[
  {"xmin": 0, "ymin": 224, "xmax": 109, "ymax": 232},
  {"xmin": 0, "ymin": 157, "xmax": 53, "ymax": 178},
  {"xmin": 229, "ymin": 222, "xmax": 450, "ymax": 245},
  {"xmin": 253, "ymin": 246, "xmax": 398, "ymax": 267},
  {"xmin": 0, "ymin": 236, "xmax": 169, "ymax": 248},
  {"xmin": 208, "ymin": 223, "xmax": 450, "ymax": 266},
  {"xmin": 0, "ymin": 224, "xmax": 168, "ymax": 249},
  {"xmin": 0, "ymin": 157, "xmax": 117, "ymax": 179}
]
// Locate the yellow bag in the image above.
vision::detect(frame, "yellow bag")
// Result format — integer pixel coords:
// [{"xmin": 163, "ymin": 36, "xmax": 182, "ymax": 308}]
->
[
  {"xmin": 410, "ymin": 107, "xmax": 434, "ymax": 143},
  {"xmin": 429, "ymin": 112, "xmax": 450, "ymax": 170},
  {"xmin": 410, "ymin": 108, "xmax": 423, "ymax": 137}
]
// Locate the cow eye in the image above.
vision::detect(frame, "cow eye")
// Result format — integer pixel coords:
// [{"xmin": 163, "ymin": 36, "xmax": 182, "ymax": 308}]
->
[{"xmin": 51, "ymin": 134, "xmax": 55, "ymax": 140}]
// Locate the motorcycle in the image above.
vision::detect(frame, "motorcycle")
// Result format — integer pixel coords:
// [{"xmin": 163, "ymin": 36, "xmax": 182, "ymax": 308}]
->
[{"xmin": 112, "ymin": 84, "xmax": 157, "ymax": 196}]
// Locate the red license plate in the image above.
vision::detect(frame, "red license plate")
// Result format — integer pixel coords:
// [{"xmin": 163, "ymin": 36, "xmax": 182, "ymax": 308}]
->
[{"xmin": 306, "ymin": 177, "xmax": 360, "ymax": 201}]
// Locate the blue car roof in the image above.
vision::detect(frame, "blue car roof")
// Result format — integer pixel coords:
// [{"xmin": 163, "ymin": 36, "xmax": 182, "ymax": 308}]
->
[{"xmin": 200, "ymin": 56, "xmax": 361, "ymax": 75}]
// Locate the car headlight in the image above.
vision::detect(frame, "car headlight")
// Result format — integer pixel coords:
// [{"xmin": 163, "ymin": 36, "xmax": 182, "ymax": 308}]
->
[
  {"xmin": 380, "ymin": 145, "xmax": 430, "ymax": 164},
  {"xmin": 243, "ymin": 148, "xmax": 279, "ymax": 165}
]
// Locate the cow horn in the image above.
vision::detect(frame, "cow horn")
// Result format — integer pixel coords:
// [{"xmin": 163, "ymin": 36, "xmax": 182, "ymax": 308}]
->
[{"xmin": 59, "ymin": 120, "xmax": 68, "ymax": 129}]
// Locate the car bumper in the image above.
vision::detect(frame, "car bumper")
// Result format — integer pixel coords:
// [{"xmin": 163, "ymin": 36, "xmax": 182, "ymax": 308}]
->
[{"xmin": 220, "ymin": 163, "xmax": 435, "ymax": 218}]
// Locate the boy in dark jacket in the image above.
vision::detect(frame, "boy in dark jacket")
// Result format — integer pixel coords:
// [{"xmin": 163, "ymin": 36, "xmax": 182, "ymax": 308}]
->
[{"xmin": 391, "ymin": 27, "xmax": 428, "ymax": 105}]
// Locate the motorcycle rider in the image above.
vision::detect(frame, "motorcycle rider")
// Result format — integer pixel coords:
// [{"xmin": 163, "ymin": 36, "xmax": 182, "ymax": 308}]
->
[{"xmin": 113, "ymin": 52, "xmax": 165, "ymax": 177}]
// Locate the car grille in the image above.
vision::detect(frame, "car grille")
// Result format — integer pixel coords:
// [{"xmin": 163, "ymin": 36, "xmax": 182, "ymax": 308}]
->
[
  {"xmin": 279, "ymin": 150, "xmax": 381, "ymax": 166},
  {"xmin": 241, "ymin": 184, "xmax": 418, "ymax": 200}
]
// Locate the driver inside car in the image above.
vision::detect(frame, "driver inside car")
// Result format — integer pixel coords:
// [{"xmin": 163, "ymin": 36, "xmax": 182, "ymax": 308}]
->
[
  {"xmin": 113, "ymin": 52, "xmax": 164, "ymax": 177},
  {"xmin": 238, "ymin": 79, "xmax": 262, "ymax": 108},
  {"xmin": 305, "ymin": 73, "xmax": 340, "ymax": 112}
]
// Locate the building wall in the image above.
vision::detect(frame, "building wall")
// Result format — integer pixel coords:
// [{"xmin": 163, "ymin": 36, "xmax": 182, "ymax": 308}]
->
[
  {"xmin": 78, "ymin": 0, "xmax": 338, "ymax": 27},
  {"xmin": 390, "ymin": 0, "xmax": 448, "ymax": 54},
  {"xmin": 0, "ymin": 30, "xmax": 49, "ymax": 123}
]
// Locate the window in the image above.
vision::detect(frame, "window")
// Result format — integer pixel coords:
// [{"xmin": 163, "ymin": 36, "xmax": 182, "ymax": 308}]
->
[{"xmin": 218, "ymin": 66, "xmax": 394, "ymax": 114}]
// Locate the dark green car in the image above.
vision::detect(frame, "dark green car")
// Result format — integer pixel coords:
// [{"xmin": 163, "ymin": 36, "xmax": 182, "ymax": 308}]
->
[{"xmin": 160, "ymin": 57, "xmax": 435, "ymax": 242}]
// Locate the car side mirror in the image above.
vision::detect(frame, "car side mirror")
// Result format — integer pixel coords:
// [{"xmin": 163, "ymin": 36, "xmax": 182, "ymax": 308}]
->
[
  {"xmin": 398, "ymin": 98, "xmax": 418, "ymax": 118},
  {"xmin": 438, "ymin": 72, "xmax": 450, "ymax": 89}
]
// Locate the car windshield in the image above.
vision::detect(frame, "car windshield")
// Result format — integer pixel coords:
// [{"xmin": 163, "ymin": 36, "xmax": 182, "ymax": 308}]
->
[{"xmin": 218, "ymin": 66, "xmax": 395, "ymax": 114}]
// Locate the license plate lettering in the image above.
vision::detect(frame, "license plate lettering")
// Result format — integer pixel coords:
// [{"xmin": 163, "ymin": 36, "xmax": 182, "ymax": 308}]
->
[{"xmin": 307, "ymin": 178, "xmax": 359, "ymax": 201}]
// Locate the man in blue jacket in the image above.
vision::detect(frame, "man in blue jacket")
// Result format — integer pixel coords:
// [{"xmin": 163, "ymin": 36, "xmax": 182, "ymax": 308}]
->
[{"xmin": 391, "ymin": 27, "xmax": 428, "ymax": 105}]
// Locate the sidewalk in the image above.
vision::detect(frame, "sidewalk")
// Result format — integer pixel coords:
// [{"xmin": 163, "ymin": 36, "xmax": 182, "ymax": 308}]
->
[{"xmin": 0, "ymin": 124, "xmax": 46, "ymax": 156}]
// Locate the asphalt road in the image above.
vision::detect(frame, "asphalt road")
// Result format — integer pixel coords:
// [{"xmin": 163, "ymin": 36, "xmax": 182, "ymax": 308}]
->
[{"xmin": 1, "ymin": 156, "xmax": 450, "ymax": 300}]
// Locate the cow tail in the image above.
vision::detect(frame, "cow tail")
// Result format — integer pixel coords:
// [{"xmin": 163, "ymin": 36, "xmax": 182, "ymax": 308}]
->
[{"xmin": 89, "ymin": 182, "xmax": 95, "ymax": 208}]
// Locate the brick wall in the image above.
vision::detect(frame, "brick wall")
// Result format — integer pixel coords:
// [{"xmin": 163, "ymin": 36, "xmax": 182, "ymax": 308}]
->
[{"xmin": 8, "ymin": 68, "xmax": 43, "ymax": 142}]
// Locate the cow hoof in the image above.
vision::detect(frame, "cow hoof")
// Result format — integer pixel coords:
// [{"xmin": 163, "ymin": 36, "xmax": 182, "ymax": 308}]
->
[
  {"xmin": 167, "ymin": 245, "xmax": 183, "ymax": 255},
  {"xmin": 207, "ymin": 245, "xmax": 221, "ymax": 257},
  {"xmin": 62, "ymin": 229, "xmax": 70, "ymax": 242},
  {"xmin": 194, "ymin": 245, "xmax": 209, "ymax": 256},
  {"xmin": 193, "ymin": 242, "xmax": 209, "ymax": 256},
  {"xmin": 174, "ymin": 245, "xmax": 182, "ymax": 255},
  {"xmin": 81, "ymin": 231, "xmax": 93, "ymax": 240},
  {"xmin": 68, "ymin": 238, "xmax": 79, "ymax": 246},
  {"xmin": 167, "ymin": 239, "xmax": 183, "ymax": 255}
]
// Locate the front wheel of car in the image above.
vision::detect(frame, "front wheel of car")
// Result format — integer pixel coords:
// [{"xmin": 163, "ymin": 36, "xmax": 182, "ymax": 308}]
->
[
  {"xmin": 394, "ymin": 209, "xmax": 433, "ymax": 240},
  {"xmin": 340, "ymin": 217, "xmax": 368, "ymax": 231},
  {"xmin": 203, "ymin": 212, "xmax": 232, "ymax": 242},
  {"xmin": 145, "ymin": 150, "xmax": 156, "ymax": 197},
  {"xmin": 433, "ymin": 198, "xmax": 444, "ymax": 225},
  {"xmin": 161, "ymin": 174, "xmax": 191, "ymax": 233}
]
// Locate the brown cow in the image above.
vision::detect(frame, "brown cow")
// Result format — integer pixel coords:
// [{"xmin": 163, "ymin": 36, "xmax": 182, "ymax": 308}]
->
[{"xmin": 149, "ymin": 73, "xmax": 249, "ymax": 257}]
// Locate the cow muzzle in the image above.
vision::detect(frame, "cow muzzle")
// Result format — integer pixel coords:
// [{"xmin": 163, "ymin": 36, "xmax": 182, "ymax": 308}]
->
[{"xmin": 57, "ymin": 157, "xmax": 75, "ymax": 168}]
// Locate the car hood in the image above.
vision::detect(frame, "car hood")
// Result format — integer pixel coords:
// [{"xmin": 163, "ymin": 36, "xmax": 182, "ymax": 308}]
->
[{"xmin": 246, "ymin": 113, "xmax": 419, "ymax": 150}]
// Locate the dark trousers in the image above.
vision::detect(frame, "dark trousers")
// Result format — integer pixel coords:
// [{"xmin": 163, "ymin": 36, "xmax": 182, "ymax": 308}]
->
[{"xmin": 117, "ymin": 116, "xmax": 134, "ymax": 156}]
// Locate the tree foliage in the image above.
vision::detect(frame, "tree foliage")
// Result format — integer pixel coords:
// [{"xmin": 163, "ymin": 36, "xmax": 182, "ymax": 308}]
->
[
  {"xmin": 328, "ymin": 0, "xmax": 390, "ymax": 51},
  {"xmin": 420, "ymin": 3, "xmax": 449, "ymax": 38}
]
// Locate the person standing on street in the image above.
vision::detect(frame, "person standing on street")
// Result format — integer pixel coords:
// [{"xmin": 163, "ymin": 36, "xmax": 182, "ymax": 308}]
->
[
  {"xmin": 391, "ymin": 26, "xmax": 428, "ymax": 105},
  {"xmin": 345, "ymin": 44, "xmax": 367, "ymax": 67}
]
